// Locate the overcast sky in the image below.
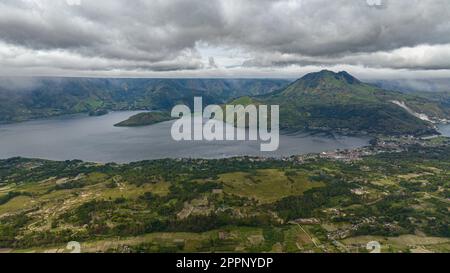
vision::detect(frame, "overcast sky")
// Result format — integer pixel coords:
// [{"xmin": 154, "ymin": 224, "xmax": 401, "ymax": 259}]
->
[{"xmin": 1, "ymin": 0, "xmax": 450, "ymax": 79}]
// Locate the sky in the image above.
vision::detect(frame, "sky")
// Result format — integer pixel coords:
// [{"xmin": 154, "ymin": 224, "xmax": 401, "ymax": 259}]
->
[{"xmin": 1, "ymin": 0, "xmax": 450, "ymax": 79}]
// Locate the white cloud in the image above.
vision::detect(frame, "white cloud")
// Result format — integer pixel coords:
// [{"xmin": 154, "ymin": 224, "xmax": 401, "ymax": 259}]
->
[{"xmin": 0, "ymin": 0, "xmax": 450, "ymax": 79}]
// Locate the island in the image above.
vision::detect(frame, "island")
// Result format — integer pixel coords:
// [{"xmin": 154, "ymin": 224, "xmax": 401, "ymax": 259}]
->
[{"xmin": 114, "ymin": 111, "xmax": 175, "ymax": 127}]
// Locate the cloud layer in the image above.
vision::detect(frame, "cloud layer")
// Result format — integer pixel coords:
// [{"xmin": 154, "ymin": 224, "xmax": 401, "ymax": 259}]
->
[{"xmin": 1, "ymin": 0, "xmax": 450, "ymax": 78}]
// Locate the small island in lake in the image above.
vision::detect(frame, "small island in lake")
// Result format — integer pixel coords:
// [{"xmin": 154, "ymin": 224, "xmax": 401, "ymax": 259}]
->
[{"xmin": 114, "ymin": 112, "xmax": 175, "ymax": 127}]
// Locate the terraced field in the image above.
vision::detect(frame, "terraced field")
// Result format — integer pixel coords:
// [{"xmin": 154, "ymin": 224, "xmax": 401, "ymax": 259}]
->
[{"xmin": 0, "ymin": 140, "xmax": 449, "ymax": 253}]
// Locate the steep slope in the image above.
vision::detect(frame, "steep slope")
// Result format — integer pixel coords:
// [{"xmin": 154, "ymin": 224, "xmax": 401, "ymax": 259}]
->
[
  {"xmin": 242, "ymin": 71, "xmax": 448, "ymax": 136},
  {"xmin": 0, "ymin": 78, "xmax": 289, "ymax": 123}
]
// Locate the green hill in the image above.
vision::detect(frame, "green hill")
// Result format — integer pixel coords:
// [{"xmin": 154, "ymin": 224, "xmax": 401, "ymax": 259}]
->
[
  {"xmin": 114, "ymin": 112, "xmax": 174, "ymax": 127},
  {"xmin": 233, "ymin": 70, "xmax": 449, "ymax": 136},
  {"xmin": 0, "ymin": 78, "xmax": 289, "ymax": 124}
]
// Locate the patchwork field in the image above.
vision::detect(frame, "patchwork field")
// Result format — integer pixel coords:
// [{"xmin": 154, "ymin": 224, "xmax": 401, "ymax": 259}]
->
[
  {"xmin": 219, "ymin": 169, "xmax": 325, "ymax": 204},
  {"xmin": 0, "ymin": 142, "xmax": 449, "ymax": 253}
]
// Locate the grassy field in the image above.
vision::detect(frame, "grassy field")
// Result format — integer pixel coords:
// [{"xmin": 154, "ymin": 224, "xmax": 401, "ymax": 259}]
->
[{"xmin": 219, "ymin": 169, "xmax": 324, "ymax": 204}]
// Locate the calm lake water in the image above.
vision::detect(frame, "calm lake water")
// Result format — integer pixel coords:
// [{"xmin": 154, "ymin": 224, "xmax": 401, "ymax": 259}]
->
[{"xmin": 0, "ymin": 111, "xmax": 382, "ymax": 163}]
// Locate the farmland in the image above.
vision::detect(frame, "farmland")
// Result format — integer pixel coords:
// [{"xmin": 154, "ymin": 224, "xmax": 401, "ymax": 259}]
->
[{"xmin": 0, "ymin": 138, "xmax": 449, "ymax": 253}]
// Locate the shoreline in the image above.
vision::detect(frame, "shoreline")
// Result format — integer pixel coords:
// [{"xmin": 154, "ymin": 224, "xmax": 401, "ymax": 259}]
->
[{"xmin": 1, "ymin": 135, "xmax": 448, "ymax": 166}]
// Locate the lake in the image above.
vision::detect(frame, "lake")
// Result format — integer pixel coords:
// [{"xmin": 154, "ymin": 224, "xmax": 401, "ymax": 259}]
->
[{"xmin": 0, "ymin": 111, "xmax": 378, "ymax": 163}]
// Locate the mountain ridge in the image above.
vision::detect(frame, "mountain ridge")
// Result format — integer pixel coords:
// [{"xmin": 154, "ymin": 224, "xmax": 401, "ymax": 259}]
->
[
  {"xmin": 0, "ymin": 78, "xmax": 289, "ymax": 124},
  {"xmin": 237, "ymin": 70, "xmax": 450, "ymax": 136}
]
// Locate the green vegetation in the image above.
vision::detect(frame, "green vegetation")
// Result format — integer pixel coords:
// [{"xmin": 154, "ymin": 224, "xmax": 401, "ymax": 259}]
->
[
  {"xmin": 236, "ymin": 70, "xmax": 449, "ymax": 137},
  {"xmin": 114, "ymin": 112, "xmax": 174, "ymax": 127},
  {"xmin": 0, "ymin": 78, "xmax": 288, "ymax": 124},
  {"xmin": 218, "ymin": 169, "xmax": 324, "ymax": 204},
  {"xmin": 0, "ymin": 71, "xmax": 449, "ymax": 253},
  {"xmin": 0, "ymin": 139, "xmax": 449, "ymax": 253}
]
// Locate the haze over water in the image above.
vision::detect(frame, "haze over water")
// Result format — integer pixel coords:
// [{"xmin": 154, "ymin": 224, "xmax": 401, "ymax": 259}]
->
[{"xmin": 0, "ymin": 111, "xmax": 395, "ymax": 163}]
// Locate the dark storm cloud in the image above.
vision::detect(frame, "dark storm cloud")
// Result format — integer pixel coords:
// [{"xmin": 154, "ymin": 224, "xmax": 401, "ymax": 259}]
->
[{"xmin": 0, "ymin": 0, "xmax": 450, "ymax": 76}]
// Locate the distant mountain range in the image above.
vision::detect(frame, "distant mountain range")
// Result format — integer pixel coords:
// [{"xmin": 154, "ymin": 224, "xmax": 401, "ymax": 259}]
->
[
  {"xmin": 0, "ymin": 78, "xmax": 289, "ymax": 123},
  {"xmin": 230, "ymin": 70, "xmax": 450, "ymax": 137},
  {"xmin": 371, "ymin": 78, "xmax": 450, "ymax": 93},
  {"xmin": 1, "ymin": 72, "xmax": 449, "ymax": 137},
  {"xmin": 371, "ymin": 79, "xmax": 450, "ymax": 111}
]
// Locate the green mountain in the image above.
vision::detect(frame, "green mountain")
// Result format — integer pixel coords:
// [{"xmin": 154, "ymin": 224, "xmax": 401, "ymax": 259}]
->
[
  {"xmin": 0, "ymin": 78, "xmax": 289, "ymax": 124},
  {"xmin": 235, "ymin": 70, "xmax": 449, "ymax": 136},
  {"xmin": 369, "ymin": 79, "xmax": 450, "ymax": 116}
]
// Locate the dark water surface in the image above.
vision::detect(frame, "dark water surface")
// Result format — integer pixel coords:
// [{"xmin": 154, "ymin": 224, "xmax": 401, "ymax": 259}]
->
[{"xmin": 0, "ymin": 111, "xmax": 379, "ymax": 163}]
